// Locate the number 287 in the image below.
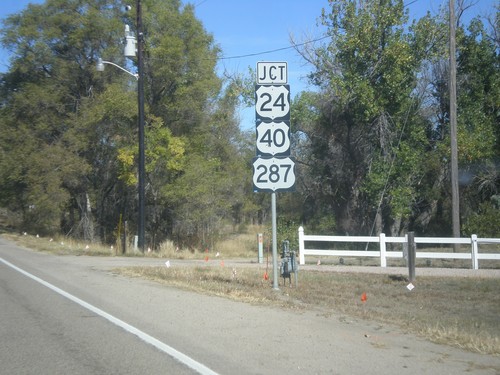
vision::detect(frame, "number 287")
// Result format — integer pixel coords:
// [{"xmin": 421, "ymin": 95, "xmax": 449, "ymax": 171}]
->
[{"xmin": 256, "ymin": 163, "xmax": 292, "ymax": 183}]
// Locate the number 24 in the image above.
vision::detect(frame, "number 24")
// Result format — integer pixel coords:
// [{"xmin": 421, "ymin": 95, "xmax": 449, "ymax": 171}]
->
[{"xmin": 259, "ymin": 93, "xmax": 287, "ymax": 112}]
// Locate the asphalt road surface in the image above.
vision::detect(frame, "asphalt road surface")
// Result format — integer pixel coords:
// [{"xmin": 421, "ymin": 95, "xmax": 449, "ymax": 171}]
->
[{"xmin": 1, "ymin": 237, "xmax": 499, "ymax": 374}]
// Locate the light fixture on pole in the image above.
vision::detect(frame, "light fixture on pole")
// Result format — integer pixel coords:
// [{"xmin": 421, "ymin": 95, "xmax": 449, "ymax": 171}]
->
[
  {"xmin": 96, "ymin": 1, "xmax": 146, "ymax": 252},
  {"xmin": 96, "ymin": 58, "xmax": 138, "ymax": 80},
  {"xmin": 124, "ymin": 24, "xmax": 136, "ymax": 58}
]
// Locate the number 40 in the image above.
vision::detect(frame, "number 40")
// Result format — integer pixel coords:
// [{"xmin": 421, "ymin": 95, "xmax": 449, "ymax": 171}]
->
[{"xmin": 259, "ymin": 128, "xmax": 286, "ymax": 147}]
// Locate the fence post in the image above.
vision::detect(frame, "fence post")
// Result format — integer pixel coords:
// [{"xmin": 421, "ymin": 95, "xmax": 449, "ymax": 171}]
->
[
  {"xmin": 379, "ymin": 233, "xmax": 387, "ymax": 267},
  {"xmin": 122, "ymin": 220, "xmax": 127, "ymax": 254},
  {"xmin": 298, "ymin": 226, "xmax": 305, "ymax": 265},
  {"xmin": 471, "ymin": 234, "xmax": 478, "ymax": 270},
  {"xmin": 257, "ymin": 233, "xmax": 264, "ymax": 264},
  {"xmin": 407, "ymin": 231, "xmax": 416, "ymax": 282}
]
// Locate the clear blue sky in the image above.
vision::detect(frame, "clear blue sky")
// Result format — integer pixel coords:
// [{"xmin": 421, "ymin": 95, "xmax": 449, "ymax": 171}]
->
[
  {"xmin": 193, "ymin": 0, "xmax": 329, "ymax": 91},
  {"xmin": 0, "ymin": 0, "xmax": 497, "ymax": 129}
]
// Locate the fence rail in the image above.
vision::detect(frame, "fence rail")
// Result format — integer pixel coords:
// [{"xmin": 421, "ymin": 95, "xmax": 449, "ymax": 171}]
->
[{"xmin": 298, "ymin": 226, "xmax": 500, "ymax": 269}]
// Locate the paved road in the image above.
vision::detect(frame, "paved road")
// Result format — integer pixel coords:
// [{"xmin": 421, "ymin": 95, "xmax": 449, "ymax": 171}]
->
[{"xmin": 1, "ymin": 237, "xmax": 499, "ymax": 374}]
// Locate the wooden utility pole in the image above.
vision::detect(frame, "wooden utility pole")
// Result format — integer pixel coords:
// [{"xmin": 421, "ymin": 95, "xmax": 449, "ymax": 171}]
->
[
  {"xmin": 137, "ymin": 0, "xmax": 146, "ymax": 252},
  {"xmin": 449, "ymin": 0, "xmax": 460, "ymax": 246}
]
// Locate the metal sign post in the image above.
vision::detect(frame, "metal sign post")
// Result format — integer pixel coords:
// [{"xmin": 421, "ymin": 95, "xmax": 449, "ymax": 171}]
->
[
  {"xmin": 253, "ymin": 61, "xmax": 295, "ymax": 290},
  {"xmin": 271, "ymin": 192, "xmax": 279, "ymax": 290},
  {"xmin": 407, "ymin": 231, "xmax": 416, "ymax": 283}
]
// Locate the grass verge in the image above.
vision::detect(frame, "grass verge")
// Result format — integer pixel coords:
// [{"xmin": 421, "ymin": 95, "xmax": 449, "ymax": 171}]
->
[
  {"xmin": 3, "ymin": 232, "xmax": 499, "ymax": 356},
  {"xmin": 116, "ymin": 264, "xmax": 500, "ymax": 356},
  {"xmin": 2, "ymin": 233, "xmax": 115, "ymax": 256}
]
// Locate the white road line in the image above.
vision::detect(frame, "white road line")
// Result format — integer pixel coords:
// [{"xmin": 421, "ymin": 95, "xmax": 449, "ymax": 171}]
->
[{"xmin": 1, "ymin": 257, "xmax": 219, "ymax": 375}]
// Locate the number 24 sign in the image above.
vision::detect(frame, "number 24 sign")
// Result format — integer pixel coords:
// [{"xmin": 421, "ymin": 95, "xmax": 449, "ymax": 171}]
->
[{"xmin": 255, "ymin": 85, "xmax": 290, "ymax": 121}]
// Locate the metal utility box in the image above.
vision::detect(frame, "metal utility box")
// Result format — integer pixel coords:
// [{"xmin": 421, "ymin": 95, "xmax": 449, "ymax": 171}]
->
[{"xmin": 280, "ymin": 240, "xmax": 298, "ymax": 286}]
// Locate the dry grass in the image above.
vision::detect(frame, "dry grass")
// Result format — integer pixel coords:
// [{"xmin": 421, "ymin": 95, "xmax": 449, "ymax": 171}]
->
[
  {"xmin": 117, "ymin": 264, "xmax": 500, "ymax": 356},
  {"xmin": 2, "ymin": 233, "xmax": 115, "ymax": 256},
  {"xmin": 2, "ymin": 227, "xmax": 265, "ymax": 259},
  {"xmin": 155, "ymin": 229, "xmax": 263, "ymax": 259},
  {"xmin": 3, "ymin": 230, "xmax": 499, "ymax": 356}
]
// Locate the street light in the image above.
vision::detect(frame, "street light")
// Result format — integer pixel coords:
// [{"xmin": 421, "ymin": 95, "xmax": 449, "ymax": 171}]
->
[
  {"xmin": 96, "ymin": 1, "xmax": 146, "ymax": 252},
  {"xmin": 96, "ymin": 58, "xmax": 138, "ymax": 80}
]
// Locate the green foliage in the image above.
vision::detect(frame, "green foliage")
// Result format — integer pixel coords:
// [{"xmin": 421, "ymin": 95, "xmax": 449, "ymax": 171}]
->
[
  {"xmin": 456, "ymin": 19, "xmax": 499, "ymax": 164},
  {"xmin": 299, "ymin": 0, "xmax": 434, "ymax": 236},
  {"xmin": 139, "ymin": 0, "xmax": 221, "ymax": 136},
  {"xmin": 165, "ymin": 154, "xmax": 234, "ymax": 249},
  {"xmin": 0, "ymin": 0, "xmax": 240, "ymax": 246},
  {"xmin": 307, "ymin": 215, "xmax": 336, "ymax": 236},
  {"xmin": 0, "ymin": 0, "xmax": 498, "ymax": 246},
  {"xmin": 294, "ymin": 0, "xmax": 499, "ymax": 238},
  {"xmin": 266, "ymin": 217, "xmax": 300, "ymax": 252},
  {"xmin": 462, "ymin": 202, "xmax": 500, "ymax": 237}
]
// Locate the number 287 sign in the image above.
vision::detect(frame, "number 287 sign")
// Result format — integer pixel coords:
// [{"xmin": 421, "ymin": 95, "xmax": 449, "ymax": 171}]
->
[{"xmin": 252, "ymin": 157, "xmax": 296, "ymax": 192}]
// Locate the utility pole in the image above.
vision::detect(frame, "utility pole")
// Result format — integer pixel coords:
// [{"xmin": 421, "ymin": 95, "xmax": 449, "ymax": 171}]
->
[
  {"xmin": 136, "ymin": 0, "xmax": 146, "ymax": 252},
  {"xmin": 449, "ymin": 0, "xmax": 460, "ymax": 246}
]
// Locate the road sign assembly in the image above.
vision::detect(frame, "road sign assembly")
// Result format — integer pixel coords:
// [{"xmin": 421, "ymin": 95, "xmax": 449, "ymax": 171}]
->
[
  {"xmin": 253, "ymin": 62, "xmax": 295, "ymax": 193},
  {"xmin": 253, "ymin": 61, "xmax": 296, "ymax": 290}
]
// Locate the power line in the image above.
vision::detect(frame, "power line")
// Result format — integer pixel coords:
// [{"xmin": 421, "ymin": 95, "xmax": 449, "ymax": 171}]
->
[
  {"xmin": 211, "ymin": 0, "xmax": 425, "ymax": 61},
  {"xmin": 214, "ymin": 0, "xmax": 432, "ymax": 61},
  {"xmin": 217, "ymin": 35, "xmax": 330, "ymax": 60},
  {"xmin": 144, "ymin": 34, "xmax": 329, "ymax": 63},
  {"xmin": 404, "ymin": 0, "xmax": 421, "ymax": 7}
]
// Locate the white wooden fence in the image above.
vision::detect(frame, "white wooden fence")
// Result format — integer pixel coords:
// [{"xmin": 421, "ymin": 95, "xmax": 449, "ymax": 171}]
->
[{"xmin": 298, "ymin": 226, "xmax": 500, "ymax": 270}]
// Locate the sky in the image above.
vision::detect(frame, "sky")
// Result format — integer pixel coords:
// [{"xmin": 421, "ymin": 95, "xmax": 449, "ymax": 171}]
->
[{"xmin": 0, "ymin": 0, "xmax": 497, "ymax": 129}]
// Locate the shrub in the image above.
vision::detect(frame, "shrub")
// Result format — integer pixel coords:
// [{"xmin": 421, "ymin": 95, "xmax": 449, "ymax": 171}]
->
[{"xmin": 462, "ymin": 202, "xmax": 500, "ymax": 237}]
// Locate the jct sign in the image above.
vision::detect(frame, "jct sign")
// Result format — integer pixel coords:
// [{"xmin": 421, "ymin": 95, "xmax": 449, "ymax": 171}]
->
[
  {"xmin": 256, "ymin": 61, "xmax": 287, "ymax": 85},
  {"xmin": 254, "ymin": 61, "xmax": 295, "ymax": 290}
]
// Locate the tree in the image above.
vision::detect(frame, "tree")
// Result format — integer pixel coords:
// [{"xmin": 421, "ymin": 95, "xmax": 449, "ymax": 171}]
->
[
  {"xmin": 0, "ymin": 0, "xmax": 125, "ymax": 236},
  {"xmin": 163, "ymin": 78, "xmax": 251, "ymax": 249},
  {"xmin": 417, "ymin": 9, "xmax": 500, "ymax": 236},
  {"xmin": 456, "ymin": 18, "xmax": 500, "ymax": 232},
  {"xmin": 295, "ymin": 0, "xmax": 434, "ymax": 236},
  {"xmin": 0, "ymin": 0, "xmax": 251, "ymax": 248}
]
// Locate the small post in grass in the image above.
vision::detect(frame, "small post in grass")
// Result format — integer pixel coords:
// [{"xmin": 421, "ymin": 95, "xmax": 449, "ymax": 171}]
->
[{"xmin": 407, "ymin": 231, "xmax": 416, "ymax": 283}]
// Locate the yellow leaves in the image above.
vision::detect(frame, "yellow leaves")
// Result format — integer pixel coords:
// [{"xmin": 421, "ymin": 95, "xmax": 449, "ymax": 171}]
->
[
  {"xmin": 166, "ymin": 136, "xmax": 186, "ymax": 172},
  {"xmin": 146, "ymin": 120, "xmax": 186, "ymax": 174},
  {"xmin": 115, "ymin": 120, "xmax": 187, "ymax": 187},
  {"xmin": 117, "ymin": 148, "xmax": 137, "ymax": 186}
]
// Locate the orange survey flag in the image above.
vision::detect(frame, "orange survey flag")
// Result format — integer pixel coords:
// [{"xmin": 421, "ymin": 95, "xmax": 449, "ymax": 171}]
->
[{"xmin": 361, "ymin": 292, "xmax": 367, "ymax": 303}]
